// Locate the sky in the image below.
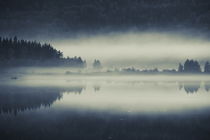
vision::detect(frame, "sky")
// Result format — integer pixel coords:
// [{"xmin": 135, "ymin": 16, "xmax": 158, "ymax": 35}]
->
[{"xmin": 0, "ymin": 0, "xmax": 210, "ymax": 68}]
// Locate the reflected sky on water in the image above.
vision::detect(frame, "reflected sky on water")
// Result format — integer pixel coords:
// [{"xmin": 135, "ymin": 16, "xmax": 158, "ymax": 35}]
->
[
  {"xmin": 1, "ymin": 75, "xmax": 210, "ymax": 140},
  {"xmin": 0, "ymin": 75, "xmax": 210, "ymax": 115}
]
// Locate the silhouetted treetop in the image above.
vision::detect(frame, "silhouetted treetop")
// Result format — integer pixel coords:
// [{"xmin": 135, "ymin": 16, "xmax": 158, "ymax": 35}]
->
[
  {"xmin": 93, "ymin": 59, "xmax": 102, "ymax": 69},
  {"xmin": 0, "ymin": 36, "xmax": 86, "ymax": 67},
  {"xmin": 178, "ymin": 63, "xmax": 184, "ymax": 72},
  {"xmin": 0, "ymin": 36, "xmax": 62, "ymax": 60},
  {"xmin": 183, "ymin": 59, "xmax": 201, "ymax": 73},
  {"xmin": 204, "ymin": 61, "xmax": 210, "ymax": 73}
]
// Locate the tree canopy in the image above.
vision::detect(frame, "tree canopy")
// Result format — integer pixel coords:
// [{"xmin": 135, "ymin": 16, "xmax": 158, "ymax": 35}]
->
[
  {"xmin": 204, "ymin": 61, "xmax": 210, "ymax": 73},
  {"xmin": 0, "ymin": 36, "xmax": 86, "ymax": 67},
  {"xmin": 183, "ymin": 59, "xmax": 201, "ymax": 73}
]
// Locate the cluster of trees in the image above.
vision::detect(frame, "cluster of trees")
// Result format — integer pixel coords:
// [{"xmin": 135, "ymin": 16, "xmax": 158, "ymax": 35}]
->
[
  {"xmin": 178, "ymin": 59, "xmax": 210, "ymax": 73},
  {"xmin": 0, "ymin": 36, "xmax": 62, "ymax": 60},
  {"xmin": 1, "ymin": 37, "xmax": 209, "ymax": 73},
  {"xmin": 93, "ymin": 59, "xmax": 102, "ymax": 69},
  {"xmin": 121, "ymin": 67, "xmax": 176, "ymax": 74},
  {"xmin": 0, "ymin": 37, "xmax": 86, "ymax": 67},
  {"xmin": 204, "ymin": 62, "xmax": 210, "ymax": 73},
  {"xmin": 118, "ymin": 59, "xmax": 210, "ymax": 74}
]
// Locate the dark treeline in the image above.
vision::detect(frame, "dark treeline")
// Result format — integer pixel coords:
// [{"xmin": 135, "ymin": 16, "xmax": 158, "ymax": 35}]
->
[
  {"xmin": 93, "ymin": 59, "xmax": 102, "ymax": 69},
  {"xmin": 120, "ymin": 59, "xmax": 210, "ymax": 74},
  {"xmin": 178, "ymin": 59, "xmax": 210, "ymax": 73},
  {"xmin": 0, "ymin": 36, "xmax": 86, "ymax": 67}
]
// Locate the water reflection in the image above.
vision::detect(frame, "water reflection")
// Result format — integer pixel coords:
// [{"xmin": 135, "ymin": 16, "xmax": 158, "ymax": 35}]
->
[
  {"xmin": 1, "ymin": 79, "xmax": 210, "ymax": 115},
  {"xmin": 179, "ymin": 81, "xmax": 210, "ymax": 93},
  {"xmin": 205, "ymin": 81, "xmax": 210, "ymax": 91},
  {"xmin": 0, "ymin": 86, "xmax": 85, "ymax": 115},
  {"xmin": 93, "ymin": 85, "xmax": 101, "ymax": 92},
  {"xmin": 1, "ymin": 76, "xmax": 210, "ymax": 140},
  {"xmin": 179, "ymin": 82, "xmax": 201, "ymax": 93},
  {"xmin": 1, "ymin": 110, "xmax": 210, "ymax": 140},
  {"xmin": 64, "ymin": 86, "xmax": 85, "ymax": 94}
]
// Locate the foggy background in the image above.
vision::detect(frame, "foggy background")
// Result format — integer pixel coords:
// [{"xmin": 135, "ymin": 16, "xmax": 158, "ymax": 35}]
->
[
  {"xmin": 52, "ymin": 31, "xmax": 210, "ymax": 69},
  {"xmin": 0, "ymin": 0, "xmax": 210, "ymax": 69}
]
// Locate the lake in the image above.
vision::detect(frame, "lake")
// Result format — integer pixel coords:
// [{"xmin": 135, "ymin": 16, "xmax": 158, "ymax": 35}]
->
[{"xmin": 0, "ymin": 75, "xmax": 210, "ymax": 140}]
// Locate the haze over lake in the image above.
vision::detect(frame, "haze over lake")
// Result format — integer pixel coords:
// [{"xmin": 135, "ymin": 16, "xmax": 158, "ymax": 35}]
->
[
  {"xmin": 1, "ymin": 74, "xmax": 210, "ymax": 140},
  {"xmin": 1, "ymin": 0, "xmax": 210, "ymax": 139}
]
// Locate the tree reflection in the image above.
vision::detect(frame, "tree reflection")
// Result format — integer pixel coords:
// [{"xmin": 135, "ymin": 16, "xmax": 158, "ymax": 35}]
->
[
  {"xmin": 178, "ymin": 81, "xmax": 210, "ymax": 93},
  {"xmin": 64, "ymin": 86, "xmax": 85, "ymax": 94},
  {"xmin": 93, "ymin": 85, "xmax": 101, "ymax": 92},
  {"xmin": 179, "ymin": 81, "xmax": 201, "ymax": 93},
  {"xmin": 204, "ymin": 81, "xmax": 210, "ymax": 92},
  {"xmin": 0, "ymin": 86, "xmax": 85, "ymax": 115}
]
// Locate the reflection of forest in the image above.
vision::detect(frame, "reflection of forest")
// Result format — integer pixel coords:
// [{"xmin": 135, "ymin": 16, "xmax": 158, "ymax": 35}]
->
[
  {"xmin": 205, "ymin": 82, "xmax": 210, "ymax": 92},
  {"xmin": 0, "ymin": 86, "xmax": 84, "ymax": 115},
  {"xmin": 1, "ymin": 81, "xmax": 209, "ymax": 115},
  {"xmin": 64, "ymin": 86, "xmax": 85, "ymax": 94},
  {"xmin": 179, "ymin": 81, "xmax": 210, "ymax": 93},
  {"xmin": 181, "ymin": 82, "xmax": 200, "ymax": 93},
  {"xmin": 94, "ymin": 85, "xmax": 101, "ymax": 92}
]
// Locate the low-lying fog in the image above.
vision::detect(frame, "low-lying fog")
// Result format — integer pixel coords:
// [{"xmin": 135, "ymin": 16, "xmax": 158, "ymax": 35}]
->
[
  {"xmin": 52, "ymin": 31, "xmax": 210, "ymax": 69},
  {"xmin": 1, "ymin": 74, "xmax": 210, "ymax": 114}
]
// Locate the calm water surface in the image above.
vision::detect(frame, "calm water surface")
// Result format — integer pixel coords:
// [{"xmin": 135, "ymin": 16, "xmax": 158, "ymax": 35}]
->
[{"xmin": 0, "ymin": 75, "xmax": 210, "ymax": 140}]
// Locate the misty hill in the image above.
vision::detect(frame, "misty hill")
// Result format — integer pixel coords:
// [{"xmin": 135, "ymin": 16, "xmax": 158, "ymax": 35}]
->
[{"xmin": 0, "ymin": 37, "xmax": 86, "ymax": 67}]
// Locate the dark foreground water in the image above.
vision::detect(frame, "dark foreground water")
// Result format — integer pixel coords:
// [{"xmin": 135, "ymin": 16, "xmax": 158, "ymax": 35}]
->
[{"xmin": 0, "ymin": 75, "xmax": 210, "ymax": 140}]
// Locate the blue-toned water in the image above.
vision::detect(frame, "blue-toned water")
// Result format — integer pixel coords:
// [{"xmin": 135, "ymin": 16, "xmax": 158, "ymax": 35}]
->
[{"xmin": 0, "ymin": 75, "xmax": 210, "ymax": 140}]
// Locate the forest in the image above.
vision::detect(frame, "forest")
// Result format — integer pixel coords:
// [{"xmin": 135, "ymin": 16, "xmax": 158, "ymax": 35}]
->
[
  {"xmin": 1, "ymin": 36, "xmax": 210, "ymax": 73},
  {"xmin": 121, "ymin": 59, "xmax": 210, "ymax": 74},
  {"xmin": 0, "ymin": 37, "xmax": 86, "ymax": 67}
]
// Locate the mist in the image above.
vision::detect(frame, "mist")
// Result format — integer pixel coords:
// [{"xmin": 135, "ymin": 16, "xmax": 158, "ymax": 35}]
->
[
  {"xmin": 2, "ymin": 1, "xmax": 210, "ymax": 140},
  {"xmin": 51, "ymin": 31, "xmax": 210, "ymax": 69}
]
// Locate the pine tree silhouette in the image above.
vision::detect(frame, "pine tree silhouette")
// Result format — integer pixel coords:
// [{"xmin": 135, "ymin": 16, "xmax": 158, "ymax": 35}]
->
[{"xmin": 0, "ymin": 36, "xmax": 86, "ymax": 67}]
